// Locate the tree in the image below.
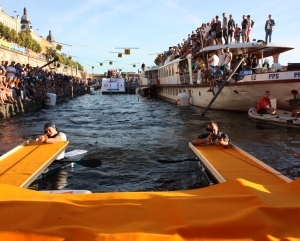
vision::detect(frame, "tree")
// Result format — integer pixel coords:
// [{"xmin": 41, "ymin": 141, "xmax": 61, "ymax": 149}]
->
[{"xmin": 43, "ymin": 47, "xmax": 58, "ymax": 60}]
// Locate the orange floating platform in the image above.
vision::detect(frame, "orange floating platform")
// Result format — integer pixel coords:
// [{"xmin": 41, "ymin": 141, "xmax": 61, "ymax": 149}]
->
[
  {"xmin": 189, "ymin": 142, "xmax": 291, "ymax": 185},
  {"xmin": 0, "ymin": 141, "xmax": 69, "ymax": 188}
]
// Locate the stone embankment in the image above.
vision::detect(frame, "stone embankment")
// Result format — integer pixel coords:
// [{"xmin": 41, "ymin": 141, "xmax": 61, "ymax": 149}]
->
[{"xmin": 0, "ymin": 89, "xmax": 87, "ymax": 119}]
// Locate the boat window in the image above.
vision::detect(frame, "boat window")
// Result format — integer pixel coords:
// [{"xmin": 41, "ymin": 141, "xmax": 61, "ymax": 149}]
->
[{"xmin": 179, "ymin": 89, "xmax": 181, "ymax": 93}]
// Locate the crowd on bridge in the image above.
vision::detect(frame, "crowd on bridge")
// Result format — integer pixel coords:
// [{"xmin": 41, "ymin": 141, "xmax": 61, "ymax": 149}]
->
[{"xmin": 0, "ymin": 59, "xmax": 88, "ymax": 106}]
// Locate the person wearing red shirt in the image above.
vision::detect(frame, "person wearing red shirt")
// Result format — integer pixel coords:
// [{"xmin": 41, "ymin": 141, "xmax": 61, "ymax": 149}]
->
[{"xmin": 256, "ymin": 91, "xmax": 276, "ymax": 114}]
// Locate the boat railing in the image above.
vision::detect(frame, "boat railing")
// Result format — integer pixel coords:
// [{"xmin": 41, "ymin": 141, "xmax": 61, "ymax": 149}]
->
[
  {"xmin": 184, "ymin": 74, "xmax": 190, "ymax": 84},
  {"xmin": 179, "ymin": 74, "xmax": 185, "ymax": 84},
  {"xmin": 149, "ymin": 79, "xmax": 156, "ymax": 85},
  {"xmin": 192, "ymin": 72, "xmax": 197, "ymax": 84}
]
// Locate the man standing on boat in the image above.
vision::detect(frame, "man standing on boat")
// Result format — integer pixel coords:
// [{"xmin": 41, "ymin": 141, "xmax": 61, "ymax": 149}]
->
[
  {"xmin": 241, "ymin": 15, "xmax": 248, "ymax": 43},
  {"xmin": 218, "ymin": 48, "xmax": 226, "ymax": 71},
  {"xmin": 191, "ymin": 121, "xmax": 230, "ymax": 146},
  {"xmin": 265, "ymin": 14, "xmax": 275, "ymax": 43},
  {"xmin": 222, "ymin": 13, "xmax": 229, "ymax": 44},
  {"xmin": 256, "ymin": 91, "xmax": 276, "ymax": 114},
  {"xmin": 224, "ymin": 47, "xmax": 233, "ymax": 74},
  {"xmin": 228, "ymin": 14, "xmax": 235, "ymax": 44},
  {"xmin": 38, "ymin": 122, "xmax": 67, "ymax": 160}
]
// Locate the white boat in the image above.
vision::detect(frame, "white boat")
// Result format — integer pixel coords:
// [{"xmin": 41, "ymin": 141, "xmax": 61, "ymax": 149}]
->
[
  {"xmin": 101, "ymin": 78, "xmax": 126, "ymax": 94},
  {"xmin": 248, "ymin": 106, "xmax": 300, "ymax": 128},
  {"xmin": 138, "ymin": 66, "xmax": 158, "ymax": 97},
  {"xmin": 139, "ymin": 42, "xmax": 300, "ymax": 111}
]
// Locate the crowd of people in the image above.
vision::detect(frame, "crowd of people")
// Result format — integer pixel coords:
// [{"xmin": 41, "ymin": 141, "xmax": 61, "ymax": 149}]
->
[
  {"xmin": 0, "ymin": 59, "xmax": 88, "ymax": 106},
  {"xmin": 156, "ymin": 13, "xmax": 275, "ymax": 69}
]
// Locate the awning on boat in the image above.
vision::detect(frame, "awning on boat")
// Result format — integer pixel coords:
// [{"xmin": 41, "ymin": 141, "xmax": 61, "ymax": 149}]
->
[
  {"xmin": 195, "ymin": 42, "xmax": 294, "ymax": 59},
  {"xmin": 1, "ymin": 178, "xmax": 300, "ymax": 240}
]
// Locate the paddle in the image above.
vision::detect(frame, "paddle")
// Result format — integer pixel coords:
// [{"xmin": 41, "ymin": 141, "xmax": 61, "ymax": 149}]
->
[
  {"xmin": 157, "ymin": 158, "xmax": 198, "ymax": 163},
  {"xmin": 59, "ymin": 159, "xmax": 102, "ymax": 168}
]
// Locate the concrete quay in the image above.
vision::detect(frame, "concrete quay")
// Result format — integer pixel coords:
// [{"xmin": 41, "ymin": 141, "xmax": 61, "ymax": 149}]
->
[{"xmin": 0, "ymin": 89, "xmax": 87, "ymax": 119}]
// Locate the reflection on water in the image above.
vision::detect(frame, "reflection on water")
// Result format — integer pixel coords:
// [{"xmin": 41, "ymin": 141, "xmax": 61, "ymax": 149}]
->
[{"xmin": 1, "ymin": 94, "xmax": 300, "ymax": 192}]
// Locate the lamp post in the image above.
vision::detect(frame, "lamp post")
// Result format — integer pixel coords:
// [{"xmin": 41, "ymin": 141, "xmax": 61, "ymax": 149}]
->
[
  {"xmin": 36, "ymin": 29, "xmax": 40, "ymax": 44},
  {"xmin": 14, "ymin": 11, "xmax": 18, "ymax": 32}
]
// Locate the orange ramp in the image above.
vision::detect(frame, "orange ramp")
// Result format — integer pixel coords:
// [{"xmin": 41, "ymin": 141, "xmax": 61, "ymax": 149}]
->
[
  {"xmin": 189, "ymin": 142, "xmax": 291, "ymax": 185},
  {"xmin": 0, "ymin": 141, "xmax": 69, "ymax": 187}
]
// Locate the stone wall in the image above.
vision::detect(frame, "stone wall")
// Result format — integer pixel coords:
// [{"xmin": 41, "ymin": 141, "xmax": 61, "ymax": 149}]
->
[{"xmin": 0, "ymin": 89, "xmax": 88, "ymax": 119}]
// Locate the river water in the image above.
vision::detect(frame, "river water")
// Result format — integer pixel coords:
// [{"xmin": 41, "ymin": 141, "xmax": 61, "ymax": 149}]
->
[{"xmin": 1, "ymin": 93, "xmax": 300, "ymax": 192}]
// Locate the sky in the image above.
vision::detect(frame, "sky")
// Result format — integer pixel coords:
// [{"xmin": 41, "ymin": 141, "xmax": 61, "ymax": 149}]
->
[{"xmin": 1, "ymin": 0, "xmax": 300, "ymax": 74}]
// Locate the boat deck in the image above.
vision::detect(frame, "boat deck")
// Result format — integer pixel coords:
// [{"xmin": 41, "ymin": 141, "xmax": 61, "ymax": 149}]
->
[
  {"xmin": 189, "ymin": 142, "xmax": 291, "ymax": 185},
  {"xmin": 0, "ymin": 141, "xmax": 69, "ymax": 188}
]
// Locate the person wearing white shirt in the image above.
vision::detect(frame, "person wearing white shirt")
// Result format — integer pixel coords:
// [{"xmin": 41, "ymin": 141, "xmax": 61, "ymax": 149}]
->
[
  {"xmin": 208, "ymin": 51, "xmax": 219, "ymax": 73},
  {"xmin": 224, "ymin": 47, "xmax": 233, "ymax": 73},
  {"xmin": 38, "ymin": 122, "xmax": 67, "ymax": 160},
  {"xmin": 6, "ymin": 61, "xmax": 16, "ymax": 79},
  {"xmin": 218, "ymin": 48, "xmax": 226, "ymax": 71}
]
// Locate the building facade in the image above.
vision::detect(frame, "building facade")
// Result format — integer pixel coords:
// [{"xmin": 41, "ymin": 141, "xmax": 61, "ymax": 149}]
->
[{"xmin": 0, "ymin": 5, "xmax": 21, "ymax": 32}]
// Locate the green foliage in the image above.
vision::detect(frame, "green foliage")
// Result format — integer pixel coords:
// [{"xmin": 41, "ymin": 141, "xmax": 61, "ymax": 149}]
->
[
  {"xmin": 55, "ymin": 52, "xmax": 83, "ymax": 70},
  {"xmin": 0, "ymin": 22, "xmax": 42, "ymax": 54},
  {"xmin": 0, "ymin": 22, "xmax": 84, "ymax": 72}
]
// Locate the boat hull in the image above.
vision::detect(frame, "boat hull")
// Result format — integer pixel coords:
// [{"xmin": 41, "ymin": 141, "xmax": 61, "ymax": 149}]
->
[{"xmin": 157, "ymin": 79, "xmax": 300, "ymax": 111}]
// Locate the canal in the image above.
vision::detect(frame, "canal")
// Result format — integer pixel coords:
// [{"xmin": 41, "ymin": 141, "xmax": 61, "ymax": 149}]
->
[{"xmin": 0, "ymin": 93, "xmax": 299, "ymax": 192}]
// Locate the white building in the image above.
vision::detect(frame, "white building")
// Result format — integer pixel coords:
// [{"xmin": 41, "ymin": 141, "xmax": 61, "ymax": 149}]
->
[{"xmin": 0, "ymin": 5, "xmax": 21, "ymax": 32}]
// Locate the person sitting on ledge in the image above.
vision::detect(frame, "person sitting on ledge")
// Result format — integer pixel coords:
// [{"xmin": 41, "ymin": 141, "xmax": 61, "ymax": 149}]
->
[
  {"xmin": 191, "ymin": 121, "xmax": 230, "ymax": 146},
  {"xmin": 256, "ymin": 90, "xmax": 276, "ymax": 114},
  {"xmin": 207, "ymin": 65, "xmax": 223, "ymax": 92}
]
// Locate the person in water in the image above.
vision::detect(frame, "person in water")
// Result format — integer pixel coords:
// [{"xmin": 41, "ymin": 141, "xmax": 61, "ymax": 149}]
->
[
  {"xmin": 38, "ymin": 122, "xmax": 67, "ymax": 160},
  {"xmin": 191, "ymin": 121, "xmax": 230, "ymax": 146}
]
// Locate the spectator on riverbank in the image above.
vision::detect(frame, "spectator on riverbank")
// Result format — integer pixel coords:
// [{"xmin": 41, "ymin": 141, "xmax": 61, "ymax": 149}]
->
[
  {"xmin": 6, "ymin": 61, "xmax": 16, "ymax": 79},
  {"xmin": 0, "ymin": 74, "xmax": 17, "ymax": 104},
  {"xmin": 0, "ymin": 61, "xmax": 6, "ymax": 74}
]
